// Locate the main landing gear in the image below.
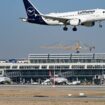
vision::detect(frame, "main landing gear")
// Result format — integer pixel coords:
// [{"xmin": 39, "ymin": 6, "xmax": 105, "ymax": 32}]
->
[
  {"xmin": 63, "ymin": 26, "xmax": 77, "ymax": 31},
  {"xmin": 72, "ymin": 26, "xmax": 77, "ymax": 31},
  {"xmin": 63, "ymin": 26, "xmax": 68, "ymax": 31}
]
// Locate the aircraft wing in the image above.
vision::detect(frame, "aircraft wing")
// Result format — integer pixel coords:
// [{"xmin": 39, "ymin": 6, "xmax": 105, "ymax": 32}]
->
[
  {"xmin": 42, "ymin": 15, "xmax": 92, "ymax": 25},
  {"xmin": 42, "ymin": 15, "xmax": 69, "ymax": 23}
]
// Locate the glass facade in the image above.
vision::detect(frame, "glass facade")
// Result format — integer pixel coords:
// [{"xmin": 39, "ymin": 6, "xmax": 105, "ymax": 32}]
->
[{"xmin": 0, "ymin": 53, "xmax": 105, "ymax": 83}]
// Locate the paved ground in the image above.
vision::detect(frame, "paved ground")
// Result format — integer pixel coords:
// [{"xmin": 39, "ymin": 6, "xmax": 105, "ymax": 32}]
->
[{"xmin": 0, "ymin": 85, "xmax": 105, "ymax": 105}]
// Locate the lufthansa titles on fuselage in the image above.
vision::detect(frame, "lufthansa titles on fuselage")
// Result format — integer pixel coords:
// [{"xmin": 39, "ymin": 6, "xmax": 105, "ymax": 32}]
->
[{"xmin": 78, "ymin": 10, "xmax": 95, "ymax": 15}]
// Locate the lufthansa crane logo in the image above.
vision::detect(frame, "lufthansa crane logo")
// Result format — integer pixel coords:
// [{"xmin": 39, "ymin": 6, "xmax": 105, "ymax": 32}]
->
[{"xmin": 27, "ymin": 7, "xmax": 35, "ymax": 16}]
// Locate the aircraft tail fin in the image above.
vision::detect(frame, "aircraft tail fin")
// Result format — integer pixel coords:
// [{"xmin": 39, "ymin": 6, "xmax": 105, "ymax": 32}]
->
[
  {"xmin": 23, "ymin": 0, "xmax": 42, "ymax": 19},
  {"xmin": 22, "ymin": 0, "xmax": 47, "ymax": 24}
]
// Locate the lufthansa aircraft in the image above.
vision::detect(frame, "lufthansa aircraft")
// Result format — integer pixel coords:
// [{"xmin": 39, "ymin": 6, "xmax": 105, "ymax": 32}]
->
[{"xmin": 21, "ymin": 0, "xmax": 105, "ymax": 31}]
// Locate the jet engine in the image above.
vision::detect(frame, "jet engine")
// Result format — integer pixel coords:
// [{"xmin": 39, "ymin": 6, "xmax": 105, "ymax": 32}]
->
[
  {"xmin": 81, "ymin": 22, "xmax": 95, "ymax": 27},
  {"xmin": 69, "ymin": 19, "xmax": 81, "ymax": 26}
]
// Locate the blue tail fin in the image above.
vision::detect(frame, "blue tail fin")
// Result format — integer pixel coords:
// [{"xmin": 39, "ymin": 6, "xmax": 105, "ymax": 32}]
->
[{"xmin": 23, "ymin": 0, "xmax": 47, "ymax": 25}]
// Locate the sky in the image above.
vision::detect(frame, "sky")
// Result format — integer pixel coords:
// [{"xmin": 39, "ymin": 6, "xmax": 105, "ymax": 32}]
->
[{"xmin": 0, "ymin": 0, "xmax": 105, "ymax": 59}]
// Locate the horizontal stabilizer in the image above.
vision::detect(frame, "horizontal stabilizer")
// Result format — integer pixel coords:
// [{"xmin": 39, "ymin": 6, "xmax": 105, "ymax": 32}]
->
[{"xmin": 19, "ymin": 17, "xmax": 27, "ymax": 22}]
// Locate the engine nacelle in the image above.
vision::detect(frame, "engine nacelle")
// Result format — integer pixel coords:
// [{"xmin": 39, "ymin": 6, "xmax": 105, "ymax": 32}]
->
[
  {"xmin": 81, "ymin": 22, "xmax": 95, "ymax": 27},
  {"xmin": 69, "ymin": 19, "xmax": 80, "ymax": 26}
]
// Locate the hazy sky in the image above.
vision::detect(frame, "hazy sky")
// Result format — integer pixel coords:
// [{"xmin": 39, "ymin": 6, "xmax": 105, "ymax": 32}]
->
[{"xmin": 0, "ymin": 0, "xmax": 105, "ymax": 59}]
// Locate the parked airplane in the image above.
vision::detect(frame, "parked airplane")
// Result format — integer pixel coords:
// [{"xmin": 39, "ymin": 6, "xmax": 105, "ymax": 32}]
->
[
  {"xmin": 67, "ymin": 80, "xmax": 81, "ymax": 85},
  {"xmin": 42, "ymin": 71, "xmax": 68, "ymax": 85},
  {"xmin": 21, "ymin": 0, "xmax": 105, "ymax": 31},
  {"xmin": 41, "ymin": 77, "xmax": 68, "ymax": 85},
  {"xmin": 0, "ymin": 77, "xmax": 11, "ymax": 84}
]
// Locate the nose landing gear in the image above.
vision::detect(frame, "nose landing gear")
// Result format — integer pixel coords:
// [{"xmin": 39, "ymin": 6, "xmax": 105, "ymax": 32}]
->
[{"xmin": 99, "ymin": 22, "xmax": 103, "ymax": 28}]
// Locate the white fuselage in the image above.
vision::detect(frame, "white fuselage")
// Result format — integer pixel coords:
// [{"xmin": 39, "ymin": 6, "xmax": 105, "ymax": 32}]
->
[
  {"xmin": 22, "ymin": 0, "xmax": 105, "ymax": 31},
  {"xmin": 44, "ymin": 9, "xmax": 105, "ymax": 25}
]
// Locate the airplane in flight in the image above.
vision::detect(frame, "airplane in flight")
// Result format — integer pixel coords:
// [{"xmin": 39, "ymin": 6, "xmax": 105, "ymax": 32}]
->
[{"xmin": 21, "ymin": 0, "xmax": 105, "ymax": 31}]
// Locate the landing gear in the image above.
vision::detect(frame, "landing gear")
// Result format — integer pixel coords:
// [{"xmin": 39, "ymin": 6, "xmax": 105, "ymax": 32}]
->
[
  {"xmin": 99, "ymin": 24, "xmax": 102, "ymax": 28},
  {"xmin": 63, "ymin": 26, "xmax": 77, "ymax": 31},
  {"xmin": 63, "ymin": 27, "xmax": 68, "ymax": 31},
  {"xmin": 99, "ymin": 22, "xmax": 102, "ymax": 28},
  {"xmin": 72, "ymin": 26, "xmax": 77, "ymax": 31}
]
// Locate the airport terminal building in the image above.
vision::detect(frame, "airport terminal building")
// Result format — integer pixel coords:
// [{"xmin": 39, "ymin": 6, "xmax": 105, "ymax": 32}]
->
[{"xmin": 0, "ymin": 53, "xmax": 105, "ymax": 84}]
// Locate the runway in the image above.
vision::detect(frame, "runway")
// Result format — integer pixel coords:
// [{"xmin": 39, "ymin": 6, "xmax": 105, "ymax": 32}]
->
[
  {"xmin": 0, "ymin": 95, "xmax": 105, "ymax": 101},
  {"xmin": 0, "ymin": 85, "xmax": 105, "ymax": 105},
  {"xmin": 0, "ymin": 84, "xmax": 105, "ymax": 90},
  {"xmin": 0, "ymin": 85, "xmax": 105, "ymax": 101}
]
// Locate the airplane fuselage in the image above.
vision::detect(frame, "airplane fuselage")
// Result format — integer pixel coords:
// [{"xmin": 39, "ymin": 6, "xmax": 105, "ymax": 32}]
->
[
  {"xmin": 43, "ymin": 9, "xmax": 105, "ymax": 26},
  {"xmin": 22, "ymin": 0, "xmax": 105, "ymax": 31}
]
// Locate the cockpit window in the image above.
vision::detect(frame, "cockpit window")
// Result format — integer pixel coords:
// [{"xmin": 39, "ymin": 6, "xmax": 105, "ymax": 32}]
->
[{"xmin": 103, "ymin": 11, "xmax": 105, "ymax": 13}]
